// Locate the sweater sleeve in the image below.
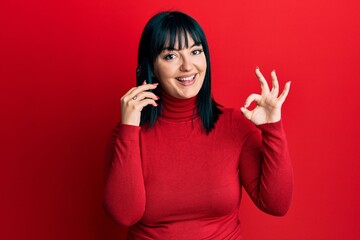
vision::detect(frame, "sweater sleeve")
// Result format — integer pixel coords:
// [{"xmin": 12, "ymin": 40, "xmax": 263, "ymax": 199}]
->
[
  {"xmin": 103, "ymin": 123, "xmax": 146, "ymax": 226},
  {"xmin": 239, "ymin": 120, "xmax": 293, "ymax": 216}
]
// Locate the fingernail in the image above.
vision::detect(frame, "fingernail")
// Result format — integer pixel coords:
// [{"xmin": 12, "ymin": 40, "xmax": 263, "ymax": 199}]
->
[
  {"xmin": 156, "ymin": 95, "xmax": 160, "ymax": 99},
  {"xmin": 153, "ymin": 83, "xmax": 159, "ymax": 86},
  {"xmin": 143, "ymin": 80, "xmax": 147, "ymax": 85},
  {"xmin": 256, "ymin": 66, "xmax": 259, "ymax": 70}
]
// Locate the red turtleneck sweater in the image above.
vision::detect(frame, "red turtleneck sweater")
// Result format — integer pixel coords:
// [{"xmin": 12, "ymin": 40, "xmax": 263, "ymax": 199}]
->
[{"xmin": 104, "ymin": 92, "xmax": 293, "ymax": 239}]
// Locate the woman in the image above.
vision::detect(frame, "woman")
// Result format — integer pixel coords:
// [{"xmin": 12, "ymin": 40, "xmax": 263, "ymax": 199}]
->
[{"xmin": 104, "ymin": 11, "xmax": 293, "ymax": 239}]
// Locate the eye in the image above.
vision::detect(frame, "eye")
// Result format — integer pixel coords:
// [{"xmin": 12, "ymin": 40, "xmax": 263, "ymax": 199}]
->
[
  {"xmin": 192, "ymin": 49, "xmax": 203, "ymax": 55},
  {"xmin": 164, "ymin": 53, "xmax": 176, "ymax": 61}
]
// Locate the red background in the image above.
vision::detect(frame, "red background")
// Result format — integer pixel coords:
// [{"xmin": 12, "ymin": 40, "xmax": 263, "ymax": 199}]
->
[{"xmin": 1, "ymin": 0, "xmax": 360, "ymax": 239}]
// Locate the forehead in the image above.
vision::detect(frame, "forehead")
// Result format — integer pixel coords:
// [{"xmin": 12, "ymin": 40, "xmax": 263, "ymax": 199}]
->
[{"xmin": 163, "ymin": 31, "xmax": 200, "ymax": 50}]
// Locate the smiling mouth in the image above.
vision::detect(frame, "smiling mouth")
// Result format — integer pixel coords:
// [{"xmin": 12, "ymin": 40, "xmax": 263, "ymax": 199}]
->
[{"xmin": 175, "ymin": 74, "xmax": 197, "ymax": 83}]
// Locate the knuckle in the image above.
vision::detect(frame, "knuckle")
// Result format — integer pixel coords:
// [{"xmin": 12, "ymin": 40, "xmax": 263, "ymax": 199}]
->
[{"xmin": 121, "ymin": 96, "xmax": 129, "ymax": 104}]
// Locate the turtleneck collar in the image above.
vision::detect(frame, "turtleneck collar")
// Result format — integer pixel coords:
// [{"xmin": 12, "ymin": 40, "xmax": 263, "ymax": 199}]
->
[{"xmin": 159, "ymin": 89, "xmax": 198, "ymax": 121}]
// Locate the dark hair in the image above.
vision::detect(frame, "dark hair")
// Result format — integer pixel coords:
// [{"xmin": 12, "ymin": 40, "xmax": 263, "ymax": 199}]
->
[{"xmin": 137, "ymin": 11, "xmax": 222, "ymax": 134}]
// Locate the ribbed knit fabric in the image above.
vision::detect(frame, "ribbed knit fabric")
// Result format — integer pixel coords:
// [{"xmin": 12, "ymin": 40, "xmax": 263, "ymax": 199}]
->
[{"xmin": 104, "ymin": 92, "xmax": 293, "ymax": 240}]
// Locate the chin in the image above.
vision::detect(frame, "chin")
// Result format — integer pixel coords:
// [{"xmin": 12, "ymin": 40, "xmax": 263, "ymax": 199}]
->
[{"xmin": 177, "ymin": 90, "xmax": 200, "ymax": 99}]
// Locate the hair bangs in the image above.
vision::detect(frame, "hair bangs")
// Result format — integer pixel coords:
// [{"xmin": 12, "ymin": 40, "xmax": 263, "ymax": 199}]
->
[{"xmin": 153, "ymin": 19, "xmax": 203, "ymax": 58}]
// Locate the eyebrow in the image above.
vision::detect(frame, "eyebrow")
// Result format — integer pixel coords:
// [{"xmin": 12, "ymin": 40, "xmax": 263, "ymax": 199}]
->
[{"xmin": 162, "ymin": 42, "xmax": 202, "ymax": 51}]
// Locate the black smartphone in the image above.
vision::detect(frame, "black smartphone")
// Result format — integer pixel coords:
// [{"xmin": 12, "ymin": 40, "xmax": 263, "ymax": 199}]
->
[{"xmin": 136, "ymin": 58, "xmax": 152, "ymax": 85}]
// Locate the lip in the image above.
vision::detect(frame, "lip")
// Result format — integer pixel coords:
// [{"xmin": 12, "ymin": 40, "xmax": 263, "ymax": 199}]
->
[{"xmin": 175, "ymin": 73, "xmax": 197, "ymax": 86}]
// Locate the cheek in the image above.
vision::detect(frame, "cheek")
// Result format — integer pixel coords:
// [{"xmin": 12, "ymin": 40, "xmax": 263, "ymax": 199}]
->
[
  {"xmin": 155, "ymin": 62, "xmax": 171, "ymax": 79},
  {"xmin": 156, "ymin": 69, "xmax": 170, "ymax": 85},
  {"xmin": 198, "ymin": 56, "xmax": 207, "ymax": 72},
  {"xmin": 156, "ymin": 67, "xmax": 179, "ymax": 88}
]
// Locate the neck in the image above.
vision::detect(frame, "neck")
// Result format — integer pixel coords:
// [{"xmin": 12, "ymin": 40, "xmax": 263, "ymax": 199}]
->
[{"xmin": 160, "ymin": 90, "xmax": 197, "ymax": 121}]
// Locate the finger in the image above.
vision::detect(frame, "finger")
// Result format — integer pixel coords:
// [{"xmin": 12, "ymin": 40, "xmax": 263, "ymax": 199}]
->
[
  {"xmin": 133, "ymin": 91, "xmax": 159, "ymax": 102},
  {"xmin": 240, "ymin": 107, "xmax": 253, "ymax": 120},
  {"xmin": 126, "ymin": 83, "xmax": 158, "ymax": 100},
  {"xmin": 123, "ymin": 82, "xmax": 152, "ymax": 98},
  {"xmin": 135, "ymin": 98, "xmax": 158, "ymax": 109},
  {"xmin": 123, "ymin": 86, "xmax": 138, "ymax": 97},
  {"xmin": 277, "ymin": 81, "xmax": 291, "ymax": 104},
  {"xmin": 255, "ymin": 67, "xmax": 270, "ymax": 95},
  {"xmin": 270, "ymin": 70, "xmax": 279, "ymax": 97},
  {"xmin": 131, "ymin": 82, "xmax": 158, "ymax": 94},
  {"xmin": 244, "ymin": 93, "xmax": 262, "ymax": 108}
]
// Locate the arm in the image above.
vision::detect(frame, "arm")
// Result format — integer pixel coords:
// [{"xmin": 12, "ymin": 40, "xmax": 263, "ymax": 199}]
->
[
  {"xmin": 103, "ymin": 124, "xmax": 145, "ymax": 226},
  {"xmin": 239, "ymin": 68, "xmax": 293, "ymax": 215},
  {"xmin": 103, "ymin": 82, "xmax": 159, "ymax": 226},
  {"xmin": 239, "ymin": 121, "xmax": 293, "ymax": 216}
]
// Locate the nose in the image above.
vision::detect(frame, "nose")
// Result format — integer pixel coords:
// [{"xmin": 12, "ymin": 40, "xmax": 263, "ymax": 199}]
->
[{"xmin": 179, "ymin": 55, "xmax": 193, "ymax": 72}]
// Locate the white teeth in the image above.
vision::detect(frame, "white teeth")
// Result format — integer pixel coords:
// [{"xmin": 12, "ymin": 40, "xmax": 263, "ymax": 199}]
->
[{"xmin": 177, "ymin": 74, "xmax": 196, "ymax": 81}]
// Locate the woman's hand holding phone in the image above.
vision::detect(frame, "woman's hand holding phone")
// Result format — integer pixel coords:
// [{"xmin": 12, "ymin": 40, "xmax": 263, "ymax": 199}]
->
[{"xmin": 120, "ymin": 81, "xmax": 159, "ymax": 126}]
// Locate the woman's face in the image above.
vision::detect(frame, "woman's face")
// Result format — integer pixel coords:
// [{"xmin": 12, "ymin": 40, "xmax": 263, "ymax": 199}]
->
[{"xmin": 153, "ymin": 35, "xmax": 207, "ymax": 99}]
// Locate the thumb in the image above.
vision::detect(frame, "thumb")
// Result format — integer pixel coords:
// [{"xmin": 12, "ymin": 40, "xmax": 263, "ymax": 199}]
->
[{"xmin": 241, "ymin": 107, "xmax": 252, "ymax": 120}]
